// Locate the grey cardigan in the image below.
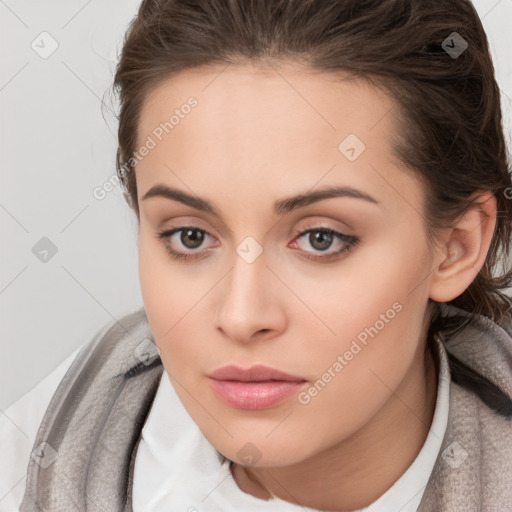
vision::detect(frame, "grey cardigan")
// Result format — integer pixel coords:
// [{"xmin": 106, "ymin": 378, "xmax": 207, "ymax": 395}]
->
[{"xmin": 20, "ymin": 307, "xmax": 512, "ymax": 511}]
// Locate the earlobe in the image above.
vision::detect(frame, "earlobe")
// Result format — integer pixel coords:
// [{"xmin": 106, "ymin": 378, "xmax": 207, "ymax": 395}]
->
[{"xmin": 429, "ymin": 191, "xmax": 497, "ymax": 303}]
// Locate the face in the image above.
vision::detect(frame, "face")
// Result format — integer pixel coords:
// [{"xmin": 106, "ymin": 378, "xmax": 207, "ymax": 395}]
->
[{"xmin": 135, "ymin": 61, "xmax": 437, "ymax": 467}]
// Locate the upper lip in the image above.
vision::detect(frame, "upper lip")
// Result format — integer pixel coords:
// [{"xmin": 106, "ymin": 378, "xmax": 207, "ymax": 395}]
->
[{"xmin": 209, "ymin": 364, "xmax": 306, "ymax": 382}]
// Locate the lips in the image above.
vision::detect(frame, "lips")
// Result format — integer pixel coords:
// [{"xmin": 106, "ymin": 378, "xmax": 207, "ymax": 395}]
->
[
  {"xmin": 208, "ymin": 365, "xmax": 307, "ymax": 410},
  {"xmin": 209, "ymin": 364, "xmax": 305, "ymax": 382}
]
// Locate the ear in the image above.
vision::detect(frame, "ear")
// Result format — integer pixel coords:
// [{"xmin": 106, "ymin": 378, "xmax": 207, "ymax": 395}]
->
[{"xmin": 428, "ymin": 191, "xmax": 497, "ymax": 303}]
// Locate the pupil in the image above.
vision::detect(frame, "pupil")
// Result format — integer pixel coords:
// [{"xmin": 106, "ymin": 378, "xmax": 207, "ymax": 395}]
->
[
  {"xmin": 311, "ymin": 231, "xmax": 332, "ymax": 251},
  {"xmin": 182, "ymin": 229, "xmax": 204, "ymax": 249}
]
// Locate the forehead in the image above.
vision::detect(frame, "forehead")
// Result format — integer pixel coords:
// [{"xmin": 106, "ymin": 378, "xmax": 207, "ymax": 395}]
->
[
  {"xmin": 136, "ymin": 60, "xmax": 398, "ymax": 146},
  {"xmin": 134, "ymin": 61, "xmax": 417, "ymax": 212}
]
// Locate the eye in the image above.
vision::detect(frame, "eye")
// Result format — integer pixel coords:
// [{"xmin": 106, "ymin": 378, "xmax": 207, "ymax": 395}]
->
[
  {"xmin": 290, "ymin": 227, "xmax": 358, "ymax": 261},
  {"xmin": 156, "ymin": 226, "xmax": 216, "ymax": 261}
]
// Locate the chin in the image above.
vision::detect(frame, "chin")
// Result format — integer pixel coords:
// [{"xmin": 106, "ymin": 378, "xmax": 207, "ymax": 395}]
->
[{"xmin": 206, "ymin": 431, "xmax": 316, "ymax": 469}]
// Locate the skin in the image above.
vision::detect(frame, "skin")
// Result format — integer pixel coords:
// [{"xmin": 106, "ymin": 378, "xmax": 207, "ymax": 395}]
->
[{"xmin": 133, "ymin": 60, "xmax": 496, "ymax": 510}]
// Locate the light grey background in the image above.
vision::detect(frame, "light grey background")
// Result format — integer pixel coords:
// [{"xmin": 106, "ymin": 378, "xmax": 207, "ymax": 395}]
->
[{"xmin": 1, "ymin": 0, "xmax": 512, "ymax": 409}]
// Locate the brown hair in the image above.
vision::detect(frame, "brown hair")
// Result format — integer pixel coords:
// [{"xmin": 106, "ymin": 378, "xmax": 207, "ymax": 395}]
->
[{"xmin": 112, "ymin": 0, "xmax": 512, "ymax": 416}]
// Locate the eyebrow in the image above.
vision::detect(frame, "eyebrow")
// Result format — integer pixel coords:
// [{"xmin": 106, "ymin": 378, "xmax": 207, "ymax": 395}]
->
[{"xmin": 142, "ymin": 183, "xmax": 380, "ymax": 216}]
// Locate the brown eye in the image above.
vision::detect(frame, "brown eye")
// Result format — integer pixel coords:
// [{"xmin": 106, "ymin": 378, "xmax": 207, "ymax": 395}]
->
[
  {"xmin": 180, "ymin": 228, "xmax": 205, "ymax": 249},
  {"xmin": 292, "ymin": 227, "xmax": 359, "ymax": 262},
  {"xmin": 156, "ymin": 226, "xmax": 214, "ymax": 261},
  {"xmin": 308, "ymin": 230, "xmax": 334, "ymax": 251}
]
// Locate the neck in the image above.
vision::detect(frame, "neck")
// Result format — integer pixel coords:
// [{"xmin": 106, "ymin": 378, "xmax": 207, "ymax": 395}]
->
[{"xmin": 231, "ymin": 340, "xmax": 439, "ymax": 510}]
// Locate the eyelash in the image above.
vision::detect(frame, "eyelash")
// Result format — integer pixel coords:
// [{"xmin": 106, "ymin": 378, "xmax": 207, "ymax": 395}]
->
[{"xmin": 156, "ymin": 226, "xmax": 359, "ymax": 262}]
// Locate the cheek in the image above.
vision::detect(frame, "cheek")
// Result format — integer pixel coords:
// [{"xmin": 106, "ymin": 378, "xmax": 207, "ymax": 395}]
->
[
  {"xmin": 290, "ymin": 297, "xmax": 426, "ymax": 453},
  {"xmin": 290, "ymin": 228, "xmax": 430, "ymax": 346},
  {"xmin": 138, "ymin": 227, "xmax": 197, "ymax": 314},
  {"xmin": 138, "ymin": 231, "xmax": 190, "ymax": 345},
  {"xmin": 294, "ymin": 232, "xmax": 431, "ymax": 410},
  {"xmin": 138, "ymin": 229, "xmax": 215, "ymax": 376},
  {"xmin": 139, "ymin": 244, "xmax": 171, "ymax": 335}
]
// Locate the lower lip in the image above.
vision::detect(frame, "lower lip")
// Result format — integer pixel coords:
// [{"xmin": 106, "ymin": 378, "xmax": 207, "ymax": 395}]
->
[{"xmin": 208, "ymin": 378, "xmax": 307, "ymax": 410}]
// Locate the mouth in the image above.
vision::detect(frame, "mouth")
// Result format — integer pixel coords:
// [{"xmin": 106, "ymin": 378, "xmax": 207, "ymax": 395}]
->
[{"xmin": 208, "ymin": 365, "xmax": 308, "ymax": 410}]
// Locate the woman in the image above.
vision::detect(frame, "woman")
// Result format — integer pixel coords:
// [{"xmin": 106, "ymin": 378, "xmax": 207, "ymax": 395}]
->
[{"xmin": 2, "ymin": 0, "xmax": 512, "ymax": 510}]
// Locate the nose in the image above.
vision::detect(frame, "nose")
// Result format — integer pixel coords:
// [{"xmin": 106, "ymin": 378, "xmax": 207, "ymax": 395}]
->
[{"xmin": 214, "ymin": 248, "xmax": 286, "ymax": 344}]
